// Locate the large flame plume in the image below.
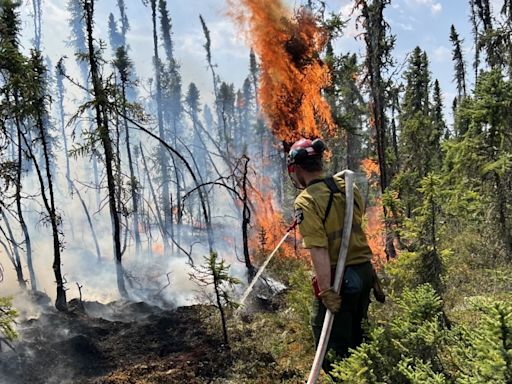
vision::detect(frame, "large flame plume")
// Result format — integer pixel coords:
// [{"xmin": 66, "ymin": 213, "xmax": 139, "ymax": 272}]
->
[{"xmin": 227, "ymin": 0, "xmax": 335, "ymax": 142}]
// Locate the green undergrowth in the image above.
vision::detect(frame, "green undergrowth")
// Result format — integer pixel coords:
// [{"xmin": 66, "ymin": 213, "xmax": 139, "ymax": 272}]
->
[
  {"xmin": 328, "ymin": 224, "xmax": 512, "ymax": 384},
  {"xmin": 198, "ymin": 221, "xmax": 512, "ymax": 383}
]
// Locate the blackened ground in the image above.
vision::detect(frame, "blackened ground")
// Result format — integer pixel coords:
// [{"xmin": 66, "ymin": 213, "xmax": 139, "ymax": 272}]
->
[{"xmin": 0, "ymin": 297, "xmax": 233, "ymax": 384}]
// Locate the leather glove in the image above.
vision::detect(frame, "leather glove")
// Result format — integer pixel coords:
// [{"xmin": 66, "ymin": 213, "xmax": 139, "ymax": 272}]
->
[
  {"xmin": 319, "ymin": 288, "xmax": 342, "ymax": 313},
  {"xmin": 372, "ymin": 269, "xmax": 386, "ymax": 304}
]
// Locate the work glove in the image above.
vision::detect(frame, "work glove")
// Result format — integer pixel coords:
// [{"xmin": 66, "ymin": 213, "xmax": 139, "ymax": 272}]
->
[
  {"xmin": 372, "ymin": 269, "xmax": 386, "ymax": 304},
  {"xmin": 319, "ymin": 288, "xmax": 342, "ymax": 313}
]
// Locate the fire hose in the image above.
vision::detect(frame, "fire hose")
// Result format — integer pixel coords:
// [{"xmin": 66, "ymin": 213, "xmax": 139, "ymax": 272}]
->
[
  {"xmin": 307, "ymin": 169, "xmax": 355, "ymax": 384},
  {"xmin": 236, "ymin": 219, "xmax": 297, "ymax": 310}
]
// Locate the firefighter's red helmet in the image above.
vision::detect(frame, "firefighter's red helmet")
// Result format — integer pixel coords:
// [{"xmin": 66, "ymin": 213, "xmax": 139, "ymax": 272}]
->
[{"xmin": 287, "ymin": 138, "xmax": 326, "ymax": 166}]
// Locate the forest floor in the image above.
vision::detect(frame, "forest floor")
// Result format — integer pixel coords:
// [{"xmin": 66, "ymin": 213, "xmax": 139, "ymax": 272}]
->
[{"xmin": 0, "ymin": 287, "xmax": 312, "ymax": 384}]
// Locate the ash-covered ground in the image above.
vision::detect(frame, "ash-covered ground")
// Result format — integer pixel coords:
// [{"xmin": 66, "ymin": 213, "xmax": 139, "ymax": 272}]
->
[
  {"xmin": 0, "ymin": 277, "xmax": 294, "ymax": 384},
  {"xmin": 0, "ymin": 293, "xmax": 233, "ymax": 384}
]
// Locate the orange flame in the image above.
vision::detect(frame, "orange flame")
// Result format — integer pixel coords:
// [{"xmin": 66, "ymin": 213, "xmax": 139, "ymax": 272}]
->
[
  {"xmin": 227, "ymin": 1, "xmax": 335, "ymax": 142},
  {"xmin": 361, "ymin": 158, "xmax": 380, "ymax": 186},
  {"xmin": 247, "ymin": 176, "xmax": 307, "ymax": 263},
  {"xmin": 152, "ymin": 242, "xmax": 164, "ymax": 256},
  {"xmin": 360, "ymin": 158, "xmax": 387, "ymax": 267},
  {"xmin": 365, "ymin": 201, "xmax": 386, "ymax": 268}
]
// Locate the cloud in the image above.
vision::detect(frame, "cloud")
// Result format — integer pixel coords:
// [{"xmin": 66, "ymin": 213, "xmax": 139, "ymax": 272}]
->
[
  {"xmin": 339, "ymin": 2, "xmax": 360, "ymax": 38},
  {"xmin": 433, "ymin": 45, "xmax": 451, "ymax": 62},
  {"xmin": 397, "ymin": 22, "xmax": 414, "ymax": 31},
  {"xmin": 431, "ymin": 3, "xmax": 443, "ymax": 14},
  {"xmin": 407, "ymin": 0, "xmax": 443, "ymax": 15}
]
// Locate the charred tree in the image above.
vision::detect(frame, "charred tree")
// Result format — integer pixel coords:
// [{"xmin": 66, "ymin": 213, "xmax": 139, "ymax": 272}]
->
[
  {"xmin": 55, "ymin": 61, "xmax": 73, "ymax": 193},
  {"xmin": 0, "ymin": 1, "xmax": 32, "ymax": 289},
  {"xmin": 22, "ymin": 51, "xmax": 67, "ymax": 310},
  {"xmin": 68, "ymin": 0, "xmax": 101, "ymax": 209},
  {"xmin": 140, "ymin": 143, "xmax": 170, "ymax": 252},
  {"xmin": 0, "ymin": 209, "xmax": 25, "ymax": 289},
  {"xmin": 114, "ymin": 47, "xmax": 142, "ymax": 256},
  {"xmin": 148, "ymin": 0, "xmax": 173, "ymax": 256},
  {"xmin": 71, "ymin": 181, "xmax": 102, "ymax": 262},
  {"xmin": 159, "ymin": 0, "xmax": 183, "ymax": 252},
  {"xmin": 31, "ymin": 0, "xmax": 42, "ymax": 50},
  {"xmin": 240, "ymin": 156, "xmax": 254, "ymax": 277},
  {"xmin": 357, "ymin": 0, "xmax": 397, "ymax": 259},
  {"xmin": 82, "ymin": 0, "xmax": 127, "ymax": 298}
]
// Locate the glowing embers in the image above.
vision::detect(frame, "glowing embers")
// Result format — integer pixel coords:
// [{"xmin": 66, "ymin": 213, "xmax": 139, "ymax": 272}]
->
[{"xmin": 227, "ymin": 1, "xmax": 335, "ymax": 141}]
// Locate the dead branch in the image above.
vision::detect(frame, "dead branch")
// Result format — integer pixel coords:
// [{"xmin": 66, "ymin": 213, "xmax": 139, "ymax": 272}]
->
[{"xmin": 157, "ymin": 272, "xmax": 172, "ymax": 295}]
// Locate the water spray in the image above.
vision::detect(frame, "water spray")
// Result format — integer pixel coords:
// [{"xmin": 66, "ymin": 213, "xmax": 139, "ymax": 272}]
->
[{"xmin": 236, "ymin": 219, "xmax": 297, "ymax": 310}]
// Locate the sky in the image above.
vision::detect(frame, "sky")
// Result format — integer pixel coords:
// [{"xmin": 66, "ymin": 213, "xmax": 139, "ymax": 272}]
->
[{"xmin": 16, "ymin": 0, "xmax": 486, "ymax": 126}]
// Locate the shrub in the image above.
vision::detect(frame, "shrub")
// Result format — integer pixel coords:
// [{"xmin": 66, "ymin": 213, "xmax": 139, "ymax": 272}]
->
[{"xmin": 0, "ymin": 296, "xmax": 17, "ymax": 351}]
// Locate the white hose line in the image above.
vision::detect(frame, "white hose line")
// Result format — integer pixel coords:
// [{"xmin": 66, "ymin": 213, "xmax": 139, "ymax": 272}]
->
[
  {"xmin": 236, "ymin": 229, "xmax": 293, "ymax": 311},
  {"xmin": 307, "ymin": 170, "xmax": 355, "ymax": 384}
]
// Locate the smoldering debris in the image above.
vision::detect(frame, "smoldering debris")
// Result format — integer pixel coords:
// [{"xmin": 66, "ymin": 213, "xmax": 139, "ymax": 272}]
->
[{"xmin": 0, "ymin": 295, "xmax": 231, "ymax": 384}]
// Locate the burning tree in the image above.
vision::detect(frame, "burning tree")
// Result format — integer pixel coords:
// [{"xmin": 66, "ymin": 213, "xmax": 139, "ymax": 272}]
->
[{"xmin": 227, "ymin": 0, "xmax": 335, "ymax": 143}]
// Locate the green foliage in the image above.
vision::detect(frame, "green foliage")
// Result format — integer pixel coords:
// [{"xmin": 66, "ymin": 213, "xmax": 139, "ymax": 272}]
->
[
  {"xmin": 443, "ymin": 69, "xmax": 512, "ymax": 259},
  {"xmin": 331, "ymin": 285, "xmax": 446, "ymax": 384},
  {"xmin": 397, "ymin": 358, "xmax": 448, "ymax": 384},
  {"xmin": 285, "ymin": 260, "xmax": 314, "ymax": 338},
  {"xmin": 190, "ymin": 252, "xmax": 240, "ymax": 309},
  {"xmin": 190, "ymin": 252, "xmax": 240, "ymax": 344},
  {"xmin": 452, "ymin": 298, "xmax": 512, "ymax": 384},
  {"xmin": 0, "ymin": 296, "xmax": 17, "ymax": 348},
  {"xmin": 327, "ymin": 281, "xmax": 512, "ymax": 384}
]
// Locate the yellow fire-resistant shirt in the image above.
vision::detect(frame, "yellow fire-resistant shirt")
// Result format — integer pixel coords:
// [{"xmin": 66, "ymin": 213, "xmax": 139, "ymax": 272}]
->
[{"xmin": 294, "ymin": 174, "xmax": 373, "ymax": 267}]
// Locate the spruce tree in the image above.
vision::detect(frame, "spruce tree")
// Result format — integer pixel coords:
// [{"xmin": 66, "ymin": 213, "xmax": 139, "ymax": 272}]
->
[
  {"xmin": 357, "ymin": 0, "xmax": 397, "ymax": 259},
  {"xmin": 447, "ymin": 70, "xmax": 512, "ymax": 259},
  {"xmin": 82, "ymin": 0, "xmax": 127, "ymax": 297},
  {"xmin": 431, "ymin": 80, "xmax": 446, "ymax": 155},
  {"xmin": 397, "ymin": 47, "xmax": 442, "ymax": 218},
  {"xmin": 114, "ymin": 46, "xmax": 142, "ymax": 256},
  {"xmin": 25, "ymin": 50, "xmax": 67, "ymax": 310},
  {"xmin": 148, "ymin": 0, "xmax": 172, "ymax": 256},
  {"xmin": 449, "ymin": 25, "xmax": 467, "ymax": 99},
  {"xmin": 159, "ymin": 0, "xmax": 183, "ymax": 250},
  {"xmin": 0, "ymin": 0, "xmax": 32, "ymax": 290}
]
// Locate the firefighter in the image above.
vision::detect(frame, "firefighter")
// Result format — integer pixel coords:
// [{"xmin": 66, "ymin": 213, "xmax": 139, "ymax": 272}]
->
[{"xmin": 287, "ymin": 138, "xmax": 381, "ymax": 375}]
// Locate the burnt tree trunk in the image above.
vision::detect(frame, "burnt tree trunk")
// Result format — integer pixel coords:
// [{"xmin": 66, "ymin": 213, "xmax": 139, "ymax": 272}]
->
[
  {"xmin": 70, "ymin": 178, "xmax": 102, "ymax": 262},
  {"xmin": 140, "ymin": 143, "xmax": 170, "ymax": 252},
  {"xmin": 359, "ymin": 0, "xmax": 397, "ymax": 259},
  {"xmin": 22, "ymin": 123, "xmax": 67, "ymax": 311},
  {"xmin": 240, "ymin": 156, "xmax": 254, "ymax": 278},
  {"xmin": 14, "ymin": 109, "xmax": 30, "ymax": 290},
  {"xmin": 83, "ymin": 0, "xmax": 127, "ymax": 298},
  {"xmin": 0, "ymin": 209, "xmax": 25, "ymax": 289},
  {"xmin": 150, "ymin": 0, "xmax": 173, "ymax": 257},
  {"xmin": 120, "ymin": 82, "xmax": 142, "ymax": 256}
]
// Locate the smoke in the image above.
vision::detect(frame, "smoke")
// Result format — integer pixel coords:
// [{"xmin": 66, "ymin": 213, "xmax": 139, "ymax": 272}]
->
[
  {"xmin": 227, "ymin": 0, "xmax": 335, "ymax": 142},
  {"xmin": 0, "ymin": 0, "xmax": 298, "ymax": 314}
]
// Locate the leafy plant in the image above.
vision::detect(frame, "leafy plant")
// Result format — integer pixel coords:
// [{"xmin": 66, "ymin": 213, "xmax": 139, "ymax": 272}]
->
[{"xmin": 0, "ymin": 296, "xmax": 17, "ymax": 351}]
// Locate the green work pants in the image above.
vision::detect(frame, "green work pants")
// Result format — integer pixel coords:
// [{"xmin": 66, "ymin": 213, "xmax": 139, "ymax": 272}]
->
[{"xmin": 311, "ymin": 262, "xmax": 374, "ymax": 375}]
